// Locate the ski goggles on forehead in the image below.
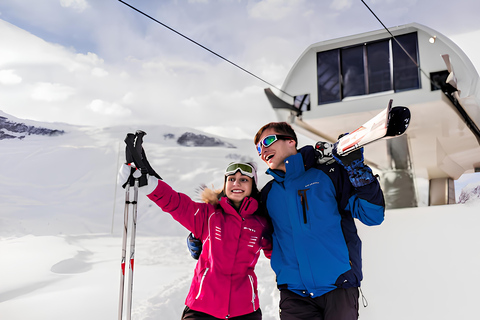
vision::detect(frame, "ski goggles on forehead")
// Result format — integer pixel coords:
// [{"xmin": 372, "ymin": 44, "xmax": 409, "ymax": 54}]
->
[
  {"xmin": 225, "ymin": 163, "xmax": 255, "ymax": 178},
  {"xmin": 256, "ymin": 135, "xmax": 294, "ymax": 155}
]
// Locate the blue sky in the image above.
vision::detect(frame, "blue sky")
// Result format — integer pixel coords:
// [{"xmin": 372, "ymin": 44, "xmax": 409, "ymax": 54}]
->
[{"xmin": 0, "ymin": 0, "xmax": 480, "ymax": 139}]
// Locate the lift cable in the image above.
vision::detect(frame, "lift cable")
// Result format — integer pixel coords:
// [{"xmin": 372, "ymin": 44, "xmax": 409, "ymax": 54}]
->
[
  {"xmin": 360, "ymin": 0, "xmax": 436, "ymax": 88},
  {"xmin": 361, "ymin": 0, "xmax": 480, "ymax": 141},
  {"xmin": 117, "ymin": 0, "xmax": 294, "ymax": 98}
]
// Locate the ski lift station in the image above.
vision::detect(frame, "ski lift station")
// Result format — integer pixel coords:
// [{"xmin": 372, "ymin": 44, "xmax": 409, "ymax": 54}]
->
[{"xmin": 264, "ymin": 23, "xmax": 480, "ymax": 209}]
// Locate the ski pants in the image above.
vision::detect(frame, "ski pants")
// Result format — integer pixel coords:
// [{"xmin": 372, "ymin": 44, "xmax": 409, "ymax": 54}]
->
[
  {"xmin": 279, "ymin": 287, "xmax": 359, "ymax": 320},
  {"xmin": 181, "ymin": 306, "xmax": 262, "ymax": 320}
]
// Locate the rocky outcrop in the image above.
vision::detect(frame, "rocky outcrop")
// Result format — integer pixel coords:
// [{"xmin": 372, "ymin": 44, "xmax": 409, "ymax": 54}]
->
[{"xmin": 0, "ymin": 116, "xmax": 64, "ymax": 140}]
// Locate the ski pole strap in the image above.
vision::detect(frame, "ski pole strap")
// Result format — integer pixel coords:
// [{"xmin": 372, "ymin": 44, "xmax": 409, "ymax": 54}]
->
[
  {"xmin": 124, "ymin": 130, "xmax": 162, "ymax": 188},
  {"xmin": 141, "ymin": 148, "xmax": 161, "ymax": 179},
  {"xmin": 122, "ymin": 166, "xmax": 138, "ymax": 189},
  {"xmin": 133, "ymin": 130, "xmax": 162, "ymax": 180}
]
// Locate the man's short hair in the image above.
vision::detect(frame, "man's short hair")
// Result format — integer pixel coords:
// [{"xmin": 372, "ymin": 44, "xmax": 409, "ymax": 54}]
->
[{"xmin": 254, "ymin": 122, "xmax": 298, "ymax": 148}]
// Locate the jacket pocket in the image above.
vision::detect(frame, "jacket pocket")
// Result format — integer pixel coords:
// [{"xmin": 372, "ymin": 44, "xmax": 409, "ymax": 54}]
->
[{"xmin": 195, "ymin": 268, "xmax": 209, "ymax": 299}]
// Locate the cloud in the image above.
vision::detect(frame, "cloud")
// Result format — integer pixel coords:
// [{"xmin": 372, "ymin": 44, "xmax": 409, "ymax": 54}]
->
[
  {"xmin": 87, "ymin": 99, "xmax": 132, "ymax": 117},
  {"xmin": 248, "ymin": 0, "xmax": 305, "ymax": 21},
  {"xmin": 0, "ymin": 0, "xmax": 478, "ymax": 134},
  {"xmin": 122, "ymin": 92, "xmax": 135, "ymax": 104},
  {"xmin": 0, "ymin": 69, "xmax": 22, "ymax": 85},
  {"xmin": 31, "ymin": 82, "xmax": 75, "ymax": 102},
  {"xmin": 330, "ymin": 0, "xmax": 353, "ymax": 11},
  {"xmin": 60, "ymin": 0, "xmax": 89, "ymax": 13},
  {"xmin": 91, "ymin": 67, "xmax": 108, "ymax": 77},
  {"xmin": 75, "ymin": 52, "xmax": 104, "ymax": 66}
]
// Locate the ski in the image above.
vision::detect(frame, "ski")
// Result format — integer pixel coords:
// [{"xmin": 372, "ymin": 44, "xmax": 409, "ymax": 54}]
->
[{"xmin": 315, "ymin": 99, "xmax": 411, "ymax": 159}]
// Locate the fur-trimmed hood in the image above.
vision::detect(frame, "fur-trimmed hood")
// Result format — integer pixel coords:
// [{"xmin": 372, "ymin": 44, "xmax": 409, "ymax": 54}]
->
[{"xmin": 198, "ymin": 184, "xmax": 223, "ymax": 206}]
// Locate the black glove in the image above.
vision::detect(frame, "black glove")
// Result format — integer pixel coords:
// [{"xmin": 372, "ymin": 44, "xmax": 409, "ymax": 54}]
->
[{"xmin": 187, "ymin": 233, "xmax": 202, "ymax": 260}]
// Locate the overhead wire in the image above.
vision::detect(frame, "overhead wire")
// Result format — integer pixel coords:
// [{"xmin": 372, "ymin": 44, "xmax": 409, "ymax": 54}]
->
[
  {"xmin": 361, "ymin": 0, "xmax": 480, "ymax": 140},
  {"xmin": 118, "ymin": 1, "xmax": 444, "ymax": 102},
  {"xmin": 117, "ymin": 0, "xmax": 294, "ymax": 98},
  {"xmin": 360, "ymin": 0, "xmax": 438, "ymax": 88}
]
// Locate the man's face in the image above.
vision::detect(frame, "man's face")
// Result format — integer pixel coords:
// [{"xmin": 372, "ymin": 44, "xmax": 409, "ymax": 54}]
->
[{"xmin": 257, "ymin": 128, "xmax": 297, "ymax": 172}]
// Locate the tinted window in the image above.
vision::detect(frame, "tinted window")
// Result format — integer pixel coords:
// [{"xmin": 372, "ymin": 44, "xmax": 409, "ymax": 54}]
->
[
  {"xmin": 367, "ymin": 40, "xmax": 392, "ymax": 93},
  {"xmin": 393, "ymin": 33, "xmax": 420, "ymax": 91},
  {"xmin": 315, "ymin": 32, "xmax": 420, "ymax": 106},
  {"xmin": 317, "ymin": 50, "xmax": 341, "ymax": 104},
  {"xmin": 341, "ymin": 46, "xmax": 365, "ymax": 98}
]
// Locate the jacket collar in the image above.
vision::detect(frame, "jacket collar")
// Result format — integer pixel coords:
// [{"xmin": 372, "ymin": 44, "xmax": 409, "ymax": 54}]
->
[
  {"xmin": 219, "ymin": 196, "xmax": 258, "ymax": 217},
  {"xmin": 266, "ymin": 145, "xmax": 317, "ymax": 182}
]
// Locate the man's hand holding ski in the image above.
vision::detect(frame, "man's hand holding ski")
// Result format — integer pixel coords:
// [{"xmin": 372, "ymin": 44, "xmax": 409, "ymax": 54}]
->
[{"xmin": 332, "ymin": 133, "xmax": 376, "ymax": 188}]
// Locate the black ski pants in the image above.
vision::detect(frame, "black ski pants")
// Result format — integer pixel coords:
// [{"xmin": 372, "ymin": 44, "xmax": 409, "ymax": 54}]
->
[
  {"xmin": 279, "ymin": 287, "xmax": 359, "ymax": 320},
  {"xmin": 181, "ymin": 306, "xmax": 262, "ymax": 320}
]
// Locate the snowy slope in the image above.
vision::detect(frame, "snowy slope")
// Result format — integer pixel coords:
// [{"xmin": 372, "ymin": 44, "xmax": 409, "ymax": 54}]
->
[
  {"xmin": 0, "ymin": 112, "xmax": 265, "ymax": 237},
  {"xmin": 1, "ymin": 112, "xmax": 480, "ymax": 320}
]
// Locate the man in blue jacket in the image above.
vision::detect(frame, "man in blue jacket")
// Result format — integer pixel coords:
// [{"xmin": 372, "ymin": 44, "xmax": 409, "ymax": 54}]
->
[{"xmin": 254, "ymin": 122, "xmax": 384, "ymax": 320}]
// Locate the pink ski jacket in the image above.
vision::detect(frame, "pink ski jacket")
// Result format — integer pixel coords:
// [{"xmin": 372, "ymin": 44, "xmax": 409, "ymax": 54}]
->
[{"xmin": 147, "ymin": 180, "xmax": 272, "ymax": 319}]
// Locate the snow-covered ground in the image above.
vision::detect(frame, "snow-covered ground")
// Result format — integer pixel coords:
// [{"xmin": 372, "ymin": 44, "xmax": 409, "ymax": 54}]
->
[{"xmin": 1, "ymin": 113, "xmax": 479, "ymax": 320}]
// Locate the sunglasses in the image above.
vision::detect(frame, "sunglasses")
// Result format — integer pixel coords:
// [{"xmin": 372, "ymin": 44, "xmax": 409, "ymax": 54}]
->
[
  {"xmin": 256, "ymin": 135, "xmax": 293, "ymax": 155},
  {"xmin": 225, "ymin": 163, "xmax": 255, "ymax": 179}
]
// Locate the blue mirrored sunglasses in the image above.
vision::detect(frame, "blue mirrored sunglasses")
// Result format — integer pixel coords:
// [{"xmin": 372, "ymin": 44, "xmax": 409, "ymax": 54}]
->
[{"xmin": 256, "ymin": 135, "xmax": 293, "ymax": 155}]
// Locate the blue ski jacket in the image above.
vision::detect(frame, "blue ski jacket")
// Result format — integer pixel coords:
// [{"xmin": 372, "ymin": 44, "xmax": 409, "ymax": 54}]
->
[{"xmin": 262, "ymin": 145, "xmax": 385, "ymax": 298}]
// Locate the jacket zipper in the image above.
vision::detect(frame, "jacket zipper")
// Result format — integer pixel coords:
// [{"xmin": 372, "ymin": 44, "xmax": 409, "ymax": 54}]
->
[
  {"xmin": 298, "ymin": 189, "xmax": 310, "ymax": 224},
  {"xmin": 195, "ymin": 267, "xmax": 209, "ymax": 299},
  {"xmin": 248, "ymin": 275, "xmax": 256, "ymax": 311}
]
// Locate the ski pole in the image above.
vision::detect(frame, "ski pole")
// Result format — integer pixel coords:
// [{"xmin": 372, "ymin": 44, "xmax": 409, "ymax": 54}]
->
[
  {"xmin": 118, "ymin": 130, "xmax": 161, "ymax": 319},
  {"xmin": 118, "ymin": 181, "xmax": 130, "ymax": 320},
  {"xmin": 126, "ymin": 177, "xmax": 139, "ymax": 320},
  {"xmin": 118, "ymin": 133, "xmax": 137, "ymax": 320},
  {"xmin": 125, "ymin": 131, "xmax": 145, "ymax": 319}
]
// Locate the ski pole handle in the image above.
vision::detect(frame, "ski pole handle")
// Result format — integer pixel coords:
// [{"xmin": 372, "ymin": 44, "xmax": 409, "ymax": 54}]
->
[
  {"xmin": 134, "ymin": 130, "xmax": 148, "ymax": 175},
  {"xmin": 124, "ymin": 133, "xmax": 136, "ymax": 165}
]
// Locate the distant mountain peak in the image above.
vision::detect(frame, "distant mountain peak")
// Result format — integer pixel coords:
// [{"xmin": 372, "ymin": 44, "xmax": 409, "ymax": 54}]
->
[
  {"xmin": 177, "ymin": 132, "xmax": 236, "ymax": 148},
  {"xmin": 0, "ymin": 115, "xmax": 65, "ymax": 140},
  {"xmin": 458, "ymin": 183, "xmax": 480, "ymax": 204}
]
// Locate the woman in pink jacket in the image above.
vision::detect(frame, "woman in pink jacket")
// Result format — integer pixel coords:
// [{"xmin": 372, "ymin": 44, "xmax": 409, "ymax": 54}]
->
[{"xmin": 146, "ymin": 161, "xmax": 272, "ymax": 320}]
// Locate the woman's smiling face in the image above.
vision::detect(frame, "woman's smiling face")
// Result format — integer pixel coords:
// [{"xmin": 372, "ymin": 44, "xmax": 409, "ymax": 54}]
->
[{"xmin": 225, "ymin": 171, "xmax": 253, "ymax": 209}]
